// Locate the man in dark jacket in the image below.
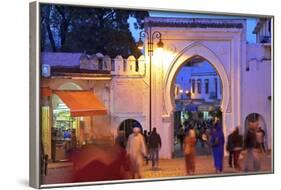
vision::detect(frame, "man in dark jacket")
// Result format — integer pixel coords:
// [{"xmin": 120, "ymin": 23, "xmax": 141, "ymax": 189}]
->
[
  {"xmin": 231, "ymin": 127, "xmax": 243, "ymax": 170},
  {"xmin": 148, "ymin": 127, "xmax": 162, "ymax": 170},
  {"xmin": 226, "ymin": 130, "xmax": 235, "ymax": 168}
]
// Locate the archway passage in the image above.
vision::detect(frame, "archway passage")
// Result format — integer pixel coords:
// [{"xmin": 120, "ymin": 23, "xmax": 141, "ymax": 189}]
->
[
  {"xmin": 118, "ymin": 119, "xmax": 143, "ymax": 139},
  {"xmin": 173, "ymin": 56, "xmax": 223, "ymax": 158}
]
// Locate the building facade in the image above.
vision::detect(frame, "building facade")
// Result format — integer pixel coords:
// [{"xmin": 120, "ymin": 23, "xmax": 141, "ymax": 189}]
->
[
  {"xmin": 41, "ymin": 17, "xmax": 272, "ymax": 159},
  {"xmin": 175, "ymin": 60, "xmax": 222, "ymax": 102}
]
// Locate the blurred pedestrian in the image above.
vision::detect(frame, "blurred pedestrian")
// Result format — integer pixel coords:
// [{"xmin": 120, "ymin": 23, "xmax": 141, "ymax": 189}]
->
[
  {"xmin": 210, "ymin": 117, "xmax": 225, "ymax": 173},
  {"xmin": 148, "ymin": 127, "xmax": 162, "ymax": 170},
  {"xmin": 72, "ymin": 144, "xmax": 132, "ymax": 182},
  {"xmin": 244, "ymin": 124, "xmax": 261, "ymax": 172},
  {"xmin": 183, "ymin": 129, "xmax": 197, "ymax": 175},
  {"xmin": 232, "ymin": 127, "xmax": 243, "ymax": 171},
  {"xmin": 143, "ymin": 130, "xmax": 150, "ymax": 164},
  {"xmin": 115, "ymin": 130, "xmax": 127, "ymax": 149},
  {"xmin": 226, "ymin": 129, "xmax": 235, "ymax": 168},
  {"xmin": 126, "ymin": 127, "xmax": 147, "ymax": 178},
  {"xmin": 177, "ymin": 127, "xmax": 185, "ymax": 151}
]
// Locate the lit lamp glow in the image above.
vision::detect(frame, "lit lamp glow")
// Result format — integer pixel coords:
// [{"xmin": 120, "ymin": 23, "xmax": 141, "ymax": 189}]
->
[
  {"xmin": 137, "ymin": 38, "xmax": 144, "ymax": 50},
  {"xmin": 137, "ymin": 26, "xmax": 164, "ymax": 132}
]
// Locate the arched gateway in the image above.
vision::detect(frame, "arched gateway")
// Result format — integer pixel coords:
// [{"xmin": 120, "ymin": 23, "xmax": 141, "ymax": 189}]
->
[
  {"xmin": 164, "ymin": 43, "xmax": 230, "ymax": 157},
  {"xmin": 164, "ymin": 42, "xmax": 230, "ymax": 115},
  {"xmin": 146, "ymin": 17, "xmax": 245, "ymax": 158}
]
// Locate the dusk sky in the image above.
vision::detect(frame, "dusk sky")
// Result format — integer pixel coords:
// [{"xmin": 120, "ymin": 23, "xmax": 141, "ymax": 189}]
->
[{"xmin": 128, "ymin": 11, "xmax": 257, "ymax": 43}]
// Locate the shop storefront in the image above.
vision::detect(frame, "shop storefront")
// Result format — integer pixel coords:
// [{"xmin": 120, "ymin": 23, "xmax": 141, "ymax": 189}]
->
[
  {"xmin": 41, "ymin": 88, "xmax": 107, "ymax": 162},
  {"xmin": 51, "ymin": 98, "xmax": 78, "ymax": 161}
]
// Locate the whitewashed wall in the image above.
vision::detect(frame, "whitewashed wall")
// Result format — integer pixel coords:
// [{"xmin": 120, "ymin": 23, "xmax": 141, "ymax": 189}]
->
[{"xmin": 242, "ymin": 44, "xmax": 272, "ymax": 148}]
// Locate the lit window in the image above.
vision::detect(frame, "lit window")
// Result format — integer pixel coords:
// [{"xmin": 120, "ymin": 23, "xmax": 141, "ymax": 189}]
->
[
  {"xmin": 197, "ymin": 79, "xmax": 202, "ymax": 94},
  {"xmin": 214, "ymin": 78, "xmax": 218, "ymax": 98},
  {"xmin": 192, "ymin": 79, "xmax": 195, "ymax": 93},
  {"xmin": 205, "ymin": 79, "xmax": 209, "ymax": 94}
]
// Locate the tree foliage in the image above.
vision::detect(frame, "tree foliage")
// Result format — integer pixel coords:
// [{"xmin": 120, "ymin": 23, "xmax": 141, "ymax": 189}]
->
[{"xmin": 40, "ymin": 4, "xmax": 148, "ymax": 57}]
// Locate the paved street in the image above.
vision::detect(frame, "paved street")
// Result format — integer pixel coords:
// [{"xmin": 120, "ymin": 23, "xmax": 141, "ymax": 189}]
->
[
  {"xmin": 142, "ymin": 152, "xmax": 272, "ymax": 178},
  {"xmin": 43, "ymin": 151, "xmax": 272, "ymax": 185}
]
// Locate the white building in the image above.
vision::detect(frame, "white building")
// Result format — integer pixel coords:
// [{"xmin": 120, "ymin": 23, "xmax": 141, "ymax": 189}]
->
[{"xmin": 175, "ymin": 60, "xmax": 222, "ymax": 103}]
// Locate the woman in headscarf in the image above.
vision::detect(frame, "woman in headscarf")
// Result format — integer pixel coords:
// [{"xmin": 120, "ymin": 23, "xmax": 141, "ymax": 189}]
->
[{"xmin": 210, "ymin": 117, "xmax": 225, "ymax": 173}]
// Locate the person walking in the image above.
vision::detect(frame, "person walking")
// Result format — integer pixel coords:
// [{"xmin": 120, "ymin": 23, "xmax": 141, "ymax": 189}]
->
[
  {"xmin": 232, "ymin": 127, "xmax": 243, "ymax": 171},
  {"xmin": 126, "ymin": 127, "xmax": 147, "ymax": 178},
  {"xmin": 115, "ymin": 130, "xmax": 127, "ymax": 149},
  {"xmin": 244, "ymin": 124, "xmax": 261, "ymax": 172},
  {"xmin": 148, "ymin": 127, "xmax": 162, "ymax": 170},
  {"xmin": 210, "ymin": 117, "xmax": 225, "ymax": 173},
  {"xmin": 143, "ymin": 130, "xmax": 150, "ymax": 164},
  {"xmin": 177, "ymin": 126, "xmax": 185, "ymax": 151},
  {"xmin": 226, "ymin": 129, "xmax": 235, "ymax": 168},
  {"xmin": 183, "ymin": 128, "xmax": 197, "ymax": 175}
]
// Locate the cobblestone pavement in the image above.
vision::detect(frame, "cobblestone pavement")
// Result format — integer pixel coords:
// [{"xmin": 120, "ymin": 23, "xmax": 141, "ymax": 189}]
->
[
  {"xmin": 43, "ymin": 152, "xmax": 272, "ymax": 185},
  {"xmin": 142, "ymin": 152, "xmax": 272, "ymax": 178}
]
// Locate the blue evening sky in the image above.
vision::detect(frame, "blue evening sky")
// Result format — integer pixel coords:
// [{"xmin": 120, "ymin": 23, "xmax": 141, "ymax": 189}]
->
[{"xmin": 128, "ymin": 11, "xmax": 257, "ymax": 43}]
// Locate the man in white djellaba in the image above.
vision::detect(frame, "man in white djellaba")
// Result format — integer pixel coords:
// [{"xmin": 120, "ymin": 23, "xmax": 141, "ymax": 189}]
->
[{"xmin": 126, "ymin": 127, "xmax": 147, "ymax": 179}]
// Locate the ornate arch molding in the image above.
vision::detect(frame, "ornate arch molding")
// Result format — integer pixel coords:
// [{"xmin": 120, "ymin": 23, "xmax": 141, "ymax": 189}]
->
[{"xmin": 163, "ymin": 42, "xmax": 230, "ymax": 115}]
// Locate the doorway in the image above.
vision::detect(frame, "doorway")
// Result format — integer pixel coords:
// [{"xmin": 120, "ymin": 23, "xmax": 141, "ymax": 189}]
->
[{"xmin": 118, "ymin": 119, "xmax": 143, "ymax": 139}]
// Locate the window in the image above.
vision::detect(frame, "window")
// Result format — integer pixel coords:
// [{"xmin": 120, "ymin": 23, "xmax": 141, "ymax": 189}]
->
[
  {"xmin": 192, "ymin": 79, "xmax": 195, "ymax": 93},
  {"xmin": 197, "ymin": 79, "xmax": 201, "ymax": 94},
  {"xmin": 204, "ymin": 79, "xmax": 209, "ymax": 94},
  {"xmin": 214, "ymin": 78, "xmax": 218, "ymax": 99}
]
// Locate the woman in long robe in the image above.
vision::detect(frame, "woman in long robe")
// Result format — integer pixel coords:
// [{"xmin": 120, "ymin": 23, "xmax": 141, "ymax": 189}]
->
[
  {"xmin": 126, "ymin": 127, "xmax": 147, "ymax": 179},
  {"xmin": 210, "ymin": 118, "xmax": 225, "ymax": 173},
  {"xmin": 183, "ymin": 129, "xmax": 197, "ymax": 175}
]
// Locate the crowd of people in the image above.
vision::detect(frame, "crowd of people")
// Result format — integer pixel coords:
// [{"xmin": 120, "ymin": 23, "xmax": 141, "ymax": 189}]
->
[
  {"xmin": 179, "ymin": 116, "xmax": 267, "ymax": 175},
  {"xmin": 113, "ymin": 116, "xmax": 267, "ymax": 179},
  {"xmin": 69, "ymin": 118, "xmax": 267, "ymax": 183}
]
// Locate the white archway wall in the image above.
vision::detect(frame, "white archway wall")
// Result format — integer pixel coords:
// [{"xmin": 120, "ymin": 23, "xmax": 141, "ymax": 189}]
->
[
  {"xmin": 147, "ymin": 27, "xmax": 245, "ymax": 158},
  {"xmin": 163, "ymin": 42, "xmax": 235, "ymax": 139},
  {"xmin": 163, "ymin": 43, "xmax": 232, "ymax": 158}
]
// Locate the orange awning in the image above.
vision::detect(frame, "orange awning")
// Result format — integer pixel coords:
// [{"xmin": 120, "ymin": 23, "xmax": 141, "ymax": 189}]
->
[{"xmin": 54, "ymin": 91, "xmax": 107, "ymax": 117}]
